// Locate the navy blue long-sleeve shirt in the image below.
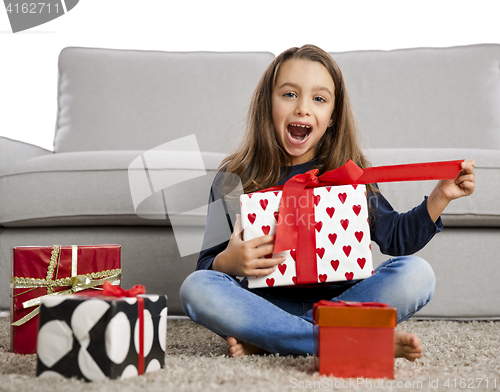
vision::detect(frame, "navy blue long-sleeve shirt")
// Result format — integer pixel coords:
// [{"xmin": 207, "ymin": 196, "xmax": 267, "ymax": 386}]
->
[{"xmin": 196, "ymin": 159, "xmax": 442, "ymax": 273}]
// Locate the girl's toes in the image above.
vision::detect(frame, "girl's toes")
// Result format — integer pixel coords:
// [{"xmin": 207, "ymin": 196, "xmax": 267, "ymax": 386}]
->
[{"xmin": 227, "ymin": 336, "xmax": 238, "ymax": 347}]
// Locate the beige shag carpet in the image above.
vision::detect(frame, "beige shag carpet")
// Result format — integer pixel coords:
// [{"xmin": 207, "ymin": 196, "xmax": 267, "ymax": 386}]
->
[{"xmin": 1, "ymin": 317, "xmax": 499, "ymax": 392}]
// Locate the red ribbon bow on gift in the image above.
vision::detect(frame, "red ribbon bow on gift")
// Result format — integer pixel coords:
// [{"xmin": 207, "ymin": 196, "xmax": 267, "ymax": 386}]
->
[
  {"xmin": 255, "ymin": 159, "xmax": 463, "ymax": 285},
  {"xmin": 315, "ymin": 300, "xmax": 391, "ymax": 308},
  {"xmin": 312, "ymin": 300, "xmax": 397, "ymax": 328},
  {"xmin": 102, "ymin": 281, "xmax": 146, "ymax": 297},
  {"xmin": 103, "ymin": 281, "xmax": 147, "ymax": 375}
]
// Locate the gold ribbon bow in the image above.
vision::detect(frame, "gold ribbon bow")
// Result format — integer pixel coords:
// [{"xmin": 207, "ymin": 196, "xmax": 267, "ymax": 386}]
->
[{"xmin": 10, "ymin": 245, "xmax": 122, "ymax": 326}]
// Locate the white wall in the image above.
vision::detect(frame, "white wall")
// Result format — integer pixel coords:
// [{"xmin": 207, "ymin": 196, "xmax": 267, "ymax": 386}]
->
[{"xmin": 1, "ymin": 0, "xmax": 499, "ymax": 150}]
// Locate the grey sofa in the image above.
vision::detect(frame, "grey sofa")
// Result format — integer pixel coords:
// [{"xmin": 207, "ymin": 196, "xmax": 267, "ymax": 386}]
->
[{"xmin": 1, "ymin": 44, "xmax": 499, "ymax": 319}]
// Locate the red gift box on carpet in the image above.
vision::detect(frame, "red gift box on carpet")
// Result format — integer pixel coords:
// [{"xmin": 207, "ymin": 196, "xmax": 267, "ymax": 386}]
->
[
  {"xmin": 239, "ymin": 159, "xmax": 464, "ymax": 289},
  {"xmin": 313, "ymin": 300, "xmax": 397, "ymax": 379},
  {"xmin": 10, "ymin": 244, "xmax": 121, "ymax": 354}
]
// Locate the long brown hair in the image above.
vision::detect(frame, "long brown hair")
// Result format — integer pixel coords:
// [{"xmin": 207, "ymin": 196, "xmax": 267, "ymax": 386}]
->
[{"xmin": 221, "ymin": 44, "xmax": 374, "ymax": 194}]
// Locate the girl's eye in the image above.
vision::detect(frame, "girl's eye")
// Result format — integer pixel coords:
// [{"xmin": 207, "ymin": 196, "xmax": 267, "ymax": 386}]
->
[
  {"xmin": 314, "ymin": 96, "xmax": 326, "ymax": 103},
  {"xmin": 284, "ymin": 92, "xmax": 297, "ymax": 98}
]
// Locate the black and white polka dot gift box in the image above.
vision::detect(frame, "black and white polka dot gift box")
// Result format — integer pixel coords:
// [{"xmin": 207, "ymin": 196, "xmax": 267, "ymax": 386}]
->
[{"xmin": 36, "ymin": 293, "xmax": 167, "ymax": 381}]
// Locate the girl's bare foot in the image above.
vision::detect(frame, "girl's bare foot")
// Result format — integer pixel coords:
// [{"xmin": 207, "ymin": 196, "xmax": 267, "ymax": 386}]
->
[
  {"xmin": 394, "ymin": 330, "xmax": 423, "ymax": 361},
  {"xmin": 226, "ymin": 336, "xmax": 265, "ymax": 358}
]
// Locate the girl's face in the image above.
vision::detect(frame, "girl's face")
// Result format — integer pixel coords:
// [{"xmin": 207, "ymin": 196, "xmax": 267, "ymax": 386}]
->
[{"xmin": 272, "ymin": 59, "xmax": 335, "ymax": 165}]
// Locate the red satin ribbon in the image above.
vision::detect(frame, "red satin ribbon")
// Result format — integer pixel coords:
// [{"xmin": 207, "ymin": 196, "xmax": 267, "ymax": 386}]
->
[
  {"xmin": 315, "ymin": 300, "xmax": 392, "ymax": 308},
  {"xmin": 102, "ymin": 281, "xmax": 146, "ymax": 297},
  {"xmin": 137, "ymin": 297, "xmax": 145, "ymax": 374},
  {"xmin": 264, "ymin": 159, "xmax": 464, "ymax": 284},
  {"xmin": 102, "ymin": 281, "xmax": 147, "ymax": 374},
  {"xmin": 312, "ymin": 300, "xmax": 394, "ymax": 325}
]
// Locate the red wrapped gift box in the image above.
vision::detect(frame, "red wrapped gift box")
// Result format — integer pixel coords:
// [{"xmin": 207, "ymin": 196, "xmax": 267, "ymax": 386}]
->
[
  {"xmin": 313, "ymin": 300, "xmax": 397, "ymax": 379},
  {"xmin": 241, "ymin": 184, "xmax": 373, "ymax": 288},
  {"xmin": 10, "ymin": 244, "xmax": 121, "ymax": 354}
]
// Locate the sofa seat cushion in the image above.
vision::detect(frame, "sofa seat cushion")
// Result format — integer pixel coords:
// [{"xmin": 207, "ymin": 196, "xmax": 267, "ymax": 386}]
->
[
  {"xmin": 0, "ymin": 151, "xmax": 226, "ymax": 227},
  {"xmin": 366, "ymin": 148, "xmax": 500, "ymax": 227},
  {"xmin": 2, "ymin": 148, "xmax": 496, "ymax": 228}
]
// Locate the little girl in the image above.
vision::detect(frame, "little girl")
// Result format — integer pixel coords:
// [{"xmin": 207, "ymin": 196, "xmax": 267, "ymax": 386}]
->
[{"xmin": 180, "ymin": 45, "xmax": 475, "ymax": 360}]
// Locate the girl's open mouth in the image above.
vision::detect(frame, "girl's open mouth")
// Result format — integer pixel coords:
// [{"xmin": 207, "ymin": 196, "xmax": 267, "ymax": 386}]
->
[{"xmin": 286, "ymin": 123, "xmax": 312, "ymax": 144}]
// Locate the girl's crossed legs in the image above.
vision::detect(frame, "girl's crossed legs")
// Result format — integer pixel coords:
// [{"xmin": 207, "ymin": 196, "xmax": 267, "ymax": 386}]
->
[{"xmin": 180, "ymin": 255, "xmax": 435, "ymax": 358}]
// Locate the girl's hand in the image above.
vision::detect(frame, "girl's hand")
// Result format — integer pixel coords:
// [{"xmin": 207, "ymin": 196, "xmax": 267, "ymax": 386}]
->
[
  {"xmin": 437, "ymin": 159, "xmax": 476, "ymax": 201},
  {"xmin": 212, "ymin": 214, "xmax": 285, "ymax": 277},
  {"xmin": 427, "ymin": 159, "xmax": 475, "ymax": 222}
]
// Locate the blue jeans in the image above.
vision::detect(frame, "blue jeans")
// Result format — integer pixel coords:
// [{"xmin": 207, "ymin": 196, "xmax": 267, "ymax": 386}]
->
[{"xmin": 179, "ymin": 256, "xmax": 435, "ymax": 356}]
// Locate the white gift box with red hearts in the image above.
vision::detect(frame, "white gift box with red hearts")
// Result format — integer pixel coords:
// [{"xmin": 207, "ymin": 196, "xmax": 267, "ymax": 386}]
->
[{"xmin": 239, "ymin": 184, "xmax": 373, "ymax": 288}]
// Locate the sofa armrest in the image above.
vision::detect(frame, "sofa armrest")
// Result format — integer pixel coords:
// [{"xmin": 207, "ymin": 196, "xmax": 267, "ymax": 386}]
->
[{"xmin": 0, "ymin": 136, "xmax": 52, "ymax": 169}]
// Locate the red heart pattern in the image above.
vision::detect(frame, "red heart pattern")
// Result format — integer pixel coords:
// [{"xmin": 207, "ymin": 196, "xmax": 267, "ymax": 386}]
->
[
  {"xmin": 338, "ymin": 193, "xmax": 347, "ymax": 204},
  {"xmin": 262, "ymin": 225, "xmax": 270, "ymax": 235},
  {"xmin": 355, "ymin": 231, "xmax": 364, "ymax": 243},
  {"xmin": 259, "ymin": 199, "xmax": 268, "ymax": 211},
  {"xmin": 318, "ymin": 274, "xmax": 327, "ymax": 283},
  {"xmin": 331, "ymin": 260, "xmax": 340, "ymax": 271},
  {"xmin": 326, "ymin": 207, "xmax": 335, "ymax": 218},
  {"xmin": 290, "ymin": 249, "xmax": 296, "ymax": 261},
  {"xmin": 315, "ymin": 221, "xmax": 323, "ymax": 232},
  {"xmin": 352, "ymin": 205, "xmax": 361, "ymax": 216},
  {"xmin": 314, "ymin": 195, "xmax": 321, "ymax": 206},
  {"xmin": 274, "ymin": 192, "xmax": 279, "ymax": 196},
  {"xmin": 266, "ymin": 278, "xmax": 275, "ymax": 287},
  {"xmin": 292, "ymin": 276, "xmax": 297, "ymax": 285},
  {"xmin": 328, "ymin": 233, "xmax": 337, "ymax": 245},
  {"xmin": 357, "ymin": 258, "xmax": 366, "ymax": 269},
  {"xmin": 273, "ymin": 211, "xmax": 279, "ymax": 222},
  {"xmin": 316, "ymin": 248, "xmax": 325, "ymax": 259},
  {"xmin": 345, "ymin": 272, "xmax": 354, "ymax": 280},
  {"xmin": 343, "ymin": 245, "xmax": 351, "ymax": 257},
  {"xmin": 352, "ymin": 185, "xmax": 358, "ymax": 190},
  {"xmin": 248, "ymin": 213, "xmax": 256, "ymax": 224},
  {"xmin": 341, "ymin": 219, "xmax": 349, "ymax": 230},
  {"xmin": 248, "ymin": 194, "xmax": 253, "ymax": 198},
  {"xmin": 278, "ymin": 263, "xmax": 287, "ymax": 275}
]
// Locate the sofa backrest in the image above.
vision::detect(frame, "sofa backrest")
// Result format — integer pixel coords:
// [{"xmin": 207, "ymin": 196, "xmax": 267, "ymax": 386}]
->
[
  {"xmin": 55, "ymin": 44, "xmax": 500, "ymax": 154},
  {"xmin": 330, "ymin": 44, "xmax": 500, "ymax": 149},
  {"xmin": 54, "ymin": 47, "xmax": 274, "ymax": 153}
]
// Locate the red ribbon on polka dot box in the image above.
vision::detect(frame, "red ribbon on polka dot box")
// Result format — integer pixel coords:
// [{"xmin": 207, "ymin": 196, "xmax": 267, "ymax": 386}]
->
[
  {"xmin": 239, "ymin": 159, "xmax": 463, "ymax": 289},
  {"xmin": 36, "ymin": 289, "xmax": 168, "ymax": 381}
]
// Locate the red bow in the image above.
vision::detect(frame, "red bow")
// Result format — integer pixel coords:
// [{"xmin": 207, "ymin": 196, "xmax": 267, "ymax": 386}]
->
[
  {"xmin": 102, "ymin": 281, "xmax": 146, "ymax": 297},
  {"xmin": 312, "ymin": 300, "xmax": 397, "ymax": 328},
  {"xmin": 315, "ymin": 300, "xmax": 391, "ymax": 308}
]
